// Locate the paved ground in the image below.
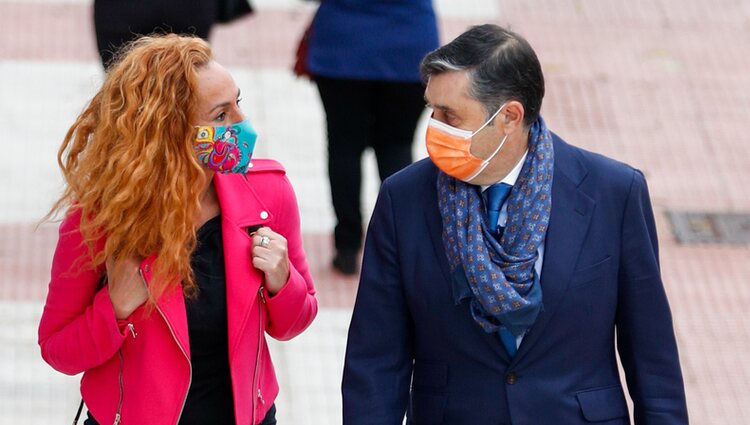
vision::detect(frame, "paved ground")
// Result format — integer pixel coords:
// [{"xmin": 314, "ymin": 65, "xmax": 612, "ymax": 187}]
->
[{"xmin": 1, "ymin": 0, "xmax": 749, "ymax": 423}]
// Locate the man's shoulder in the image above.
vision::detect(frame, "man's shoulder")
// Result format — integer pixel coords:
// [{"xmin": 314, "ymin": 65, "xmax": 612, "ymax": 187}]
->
[
  {"xmin": 374, "ymin": 158, "xmax": 440, "ymax": 207},
  {"xmin": 383, "ymin": 158, "xmax": 439, "ymax": 190},
  {"xmin": 553, "ymin": 133, "xmax": 640, "ymax": 190}
]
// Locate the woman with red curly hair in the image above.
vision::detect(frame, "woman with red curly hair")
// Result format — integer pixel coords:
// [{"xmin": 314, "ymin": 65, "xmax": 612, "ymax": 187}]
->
[{"xmin": 38, "ymin": 34, "xmax": 317, "ymax": 425}]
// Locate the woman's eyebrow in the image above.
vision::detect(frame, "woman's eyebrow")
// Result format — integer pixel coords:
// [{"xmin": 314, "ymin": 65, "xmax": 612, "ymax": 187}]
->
[{"xmin": 208, "ymin": 89, "xmax": 242, "ymax": 114}]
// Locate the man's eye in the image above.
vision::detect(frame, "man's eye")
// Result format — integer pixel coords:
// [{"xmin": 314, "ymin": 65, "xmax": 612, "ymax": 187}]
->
[{"xmin": 216, "ymin": 112, "xmax": 226, "ymax": 122}]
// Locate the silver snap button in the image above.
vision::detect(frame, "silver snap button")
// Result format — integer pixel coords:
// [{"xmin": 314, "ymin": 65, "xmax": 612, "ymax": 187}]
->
[
  {"xmin": 247, "ymin": 162, "xmax": 253, "ymax": 168},
  {"xmin": 260, "ymin": 211, "xmax": 269, "ymax": 220}
]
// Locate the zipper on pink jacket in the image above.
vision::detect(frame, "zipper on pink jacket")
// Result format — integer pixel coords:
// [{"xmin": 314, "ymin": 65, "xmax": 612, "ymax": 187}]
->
[
  {"xmin": 113, "ymin": 322, "xmax": 136, "ymax": 424},
  {"xmin": 113, "ymin": 350, "xmax": 124, "ymax": 425},
  {"xmin": 252, "ymin": 286, "xmax": 266, "ymax": 424},
  {"xmin": 138, "ymin": 268, "xmax": 193, "ymax": 424}
]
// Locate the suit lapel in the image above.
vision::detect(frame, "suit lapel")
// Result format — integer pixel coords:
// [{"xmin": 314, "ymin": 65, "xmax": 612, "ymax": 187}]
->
[
  {"xmin": 511, "ymin": 137, "xmax": 594, "ymax": 365},
  {"xmin": 213, "ymin": 173, "xmax": 272, "ymax": 356},
  {"xmin": 425, "ymin": 183, "xmax": 452, "ymax": 289}
]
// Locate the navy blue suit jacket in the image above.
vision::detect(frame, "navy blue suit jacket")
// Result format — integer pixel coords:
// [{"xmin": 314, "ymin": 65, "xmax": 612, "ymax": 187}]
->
[{"xmin": 342, "ymin": 135, "xmax": 688, "ymax": 425}]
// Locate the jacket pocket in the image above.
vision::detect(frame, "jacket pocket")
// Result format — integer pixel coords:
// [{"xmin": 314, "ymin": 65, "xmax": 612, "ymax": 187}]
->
[
  {"xmin": 411, "ymin": 360, "xmax": 448, "ymax": 390},
  {"xmin": 576, "ymin": 385, "xmax": 628, "ymax": 422},
  {"xmin": 409, "ymin": 391, "xmax": 446, "ymax": 425},
  {"xmin": 570, "ymin": 256, "xmax": 611, "ymax": 288},
  {"xmin": 409, "ymin": 361, "xmax": 448, "ymax": 424}
]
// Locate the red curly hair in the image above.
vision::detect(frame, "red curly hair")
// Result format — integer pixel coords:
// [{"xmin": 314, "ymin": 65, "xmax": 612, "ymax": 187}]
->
[{"xmin": 48, "ymin": 34, "xmax": 213, "ymax": 303}]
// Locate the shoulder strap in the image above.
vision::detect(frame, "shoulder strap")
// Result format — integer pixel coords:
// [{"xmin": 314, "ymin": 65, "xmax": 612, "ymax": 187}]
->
[{"xmin": 72, "ymin": 398, "xmax": 84, "ymax": 425}]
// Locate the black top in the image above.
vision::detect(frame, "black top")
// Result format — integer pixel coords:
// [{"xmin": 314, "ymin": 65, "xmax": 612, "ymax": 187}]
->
[{"xmin": 179, "ymin": 215, "xmax": 235, "ymax": 425}]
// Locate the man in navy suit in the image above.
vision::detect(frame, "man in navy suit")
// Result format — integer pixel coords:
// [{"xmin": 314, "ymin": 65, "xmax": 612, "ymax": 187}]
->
[{"xmin": 342, "ymin": 24, "xmax": 688, "ymax": 425}]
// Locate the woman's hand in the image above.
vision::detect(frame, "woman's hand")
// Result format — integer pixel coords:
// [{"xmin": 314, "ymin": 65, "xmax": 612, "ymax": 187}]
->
[
  {"xmin": 251, "ymin": 227, "xmax": 290, "ymax": 295},
  {"xmin": 106, "ymin": 256, "xmax": 149, "ymax": 320}
]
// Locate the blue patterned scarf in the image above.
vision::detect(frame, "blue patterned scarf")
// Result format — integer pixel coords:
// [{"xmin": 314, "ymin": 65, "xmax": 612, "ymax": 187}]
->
[{"xmin": 438, "ymin": 116, "xmax": 554, "ymax": 337}]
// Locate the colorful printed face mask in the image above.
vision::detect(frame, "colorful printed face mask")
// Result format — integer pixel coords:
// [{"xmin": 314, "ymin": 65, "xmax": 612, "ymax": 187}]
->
[
  {"xmin": 194, "ymin": 119, "xmax": 257, "ymax": 173},
  {"xmin": 425, "ymin": 103, "xmax": 507, "ymax": 182}
]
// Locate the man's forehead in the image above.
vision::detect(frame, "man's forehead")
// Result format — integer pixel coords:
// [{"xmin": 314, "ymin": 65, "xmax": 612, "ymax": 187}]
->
[{"xmin": 425, "ymin": 71, "xmax": 473, "ymax": 106}]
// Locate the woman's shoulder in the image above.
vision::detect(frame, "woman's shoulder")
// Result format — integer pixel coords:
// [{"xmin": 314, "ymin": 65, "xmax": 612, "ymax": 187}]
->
[
  {"xmin": 245, "ymin": 159, "xmax": 291, "ymax": 199},
  {"xmin": 246, "ymin": 158, "xmax": 286, "ymax": 175}
]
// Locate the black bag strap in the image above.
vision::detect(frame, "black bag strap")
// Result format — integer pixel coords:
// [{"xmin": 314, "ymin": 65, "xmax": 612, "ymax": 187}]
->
[
  {"xmin": 72, "ymin": 273, "xmax": 108, "ymax": 424},
  {"xmin": 72, "ymin": 398, "xmax": 84, "ymax": 425}
]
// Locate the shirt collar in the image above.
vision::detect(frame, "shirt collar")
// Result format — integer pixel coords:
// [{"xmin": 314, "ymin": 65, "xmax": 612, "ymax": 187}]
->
[{"xmin": 481, "ymin": 150, "xmax": 528, "ymax": 192}]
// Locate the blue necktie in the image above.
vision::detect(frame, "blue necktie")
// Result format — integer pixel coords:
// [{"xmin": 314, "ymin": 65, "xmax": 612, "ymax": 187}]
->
[
  {"xmin": 485, "ymin": 182, "xmax": 518, "ymax": 356},
  {"xmin": 485, "ymin": 183, "xmax": 512, "ymax": 236}
]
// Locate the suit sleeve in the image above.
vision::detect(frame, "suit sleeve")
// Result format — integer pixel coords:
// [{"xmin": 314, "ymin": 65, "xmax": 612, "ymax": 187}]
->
[
  {"xmin": 37, "ymin": 210, "xmax": 129, "ymax": 375},
  {"xmin": 615, "ymin": 169, "xmax": 689, "ymax": 424},
  {"xmin": 342, "ymin": 179, "xmax": 414, "ymax": 425},
  {"xmin": 263, "ymin": 174, "xmax": 318, "ymax": 341}
]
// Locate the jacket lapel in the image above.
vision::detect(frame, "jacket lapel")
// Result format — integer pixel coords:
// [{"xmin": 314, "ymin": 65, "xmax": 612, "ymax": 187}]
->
[
  {"xmin": 511, "ymin": 136, "xmax": 594, "ymax": 365},
  {"xmin": 425, "ymin": 181, "xmax": 453, "ymax": 290},
  {"xmin": 156, "ymin": 285, "xmax": 191, "ymax": 358},
  {"xmin": 141, "ymin": 255, "xmax": 191, "ymax": 358},
  {"xmin": 213, "ymin": 173, "xmax": 272, "ymax": 356}
]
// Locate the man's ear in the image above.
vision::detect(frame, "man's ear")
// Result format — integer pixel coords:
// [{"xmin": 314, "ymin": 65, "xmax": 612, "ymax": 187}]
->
[{"xmin": 500, "ymin": 100, "xmax": 525, "ymax": 134}]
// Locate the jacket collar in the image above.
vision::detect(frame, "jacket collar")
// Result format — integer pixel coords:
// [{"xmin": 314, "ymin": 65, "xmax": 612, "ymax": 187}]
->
[
  {"xmin": 141, "ymin": 172, "xmax": 274, "ymax": 356},
  {"xmin": 511, "ymin": 134, "xmax": 594, "ymax": 364},
  {"xmin": 214, "ymin": 173, "xmax": 274, "ymax": 228},
  {"xmin": 426, "ymin": 134, "xmax": 594, "ymax": 362},
  {"xmin": 214, "ymin": 172, "xmax": 271, "ymax": 356}
]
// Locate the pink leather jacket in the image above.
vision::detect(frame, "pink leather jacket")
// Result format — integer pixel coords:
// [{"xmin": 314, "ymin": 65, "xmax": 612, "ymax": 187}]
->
[{"xmin": 38, "ymin": 159, "xmax": 318, "ymax": 425}]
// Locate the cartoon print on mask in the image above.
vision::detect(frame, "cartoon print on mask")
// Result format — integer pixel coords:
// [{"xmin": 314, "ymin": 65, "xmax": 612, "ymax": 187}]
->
[{"xmin": 194, "ymin": 120, "xmax": 257, "ymax": 174}]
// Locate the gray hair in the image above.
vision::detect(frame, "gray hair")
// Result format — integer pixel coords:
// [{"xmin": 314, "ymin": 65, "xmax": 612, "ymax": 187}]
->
[{"xmin": 420, "ymin": 24, "xmax": 545, "ymax": 127}]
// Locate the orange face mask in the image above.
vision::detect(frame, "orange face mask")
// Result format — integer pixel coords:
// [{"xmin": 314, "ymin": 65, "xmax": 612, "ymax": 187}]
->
[{"xmin": 426, "ymin": 103, "xmax": 507, "ymax": 182}]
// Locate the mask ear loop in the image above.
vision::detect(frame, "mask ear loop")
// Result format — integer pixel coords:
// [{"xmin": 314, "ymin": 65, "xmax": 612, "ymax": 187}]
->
[
  {"xmin": 466, "ymin": 133, "xmax": 509, "ymax": 182},
  {"xmin": 468, "ymin": 102, "xmax": 507, "ymax": 138},
  {"xmin": 464, "ymin": 103, "xmax": 510, "ymax": 181}
]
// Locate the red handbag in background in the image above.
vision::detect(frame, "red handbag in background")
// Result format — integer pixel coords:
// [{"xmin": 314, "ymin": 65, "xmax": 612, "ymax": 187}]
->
[{"xmin": 293, "ymin": 21, "xmax": 313, "ymax": 79}]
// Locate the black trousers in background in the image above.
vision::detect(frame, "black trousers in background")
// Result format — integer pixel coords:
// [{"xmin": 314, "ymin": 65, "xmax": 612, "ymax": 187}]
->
[
  {"xmin": 94, "ymin": 0, "xmax": 216, "ymax": 68},
  {"xmin": 315, "ymin": 76, "xmax": 426, "ymax": 253}
]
